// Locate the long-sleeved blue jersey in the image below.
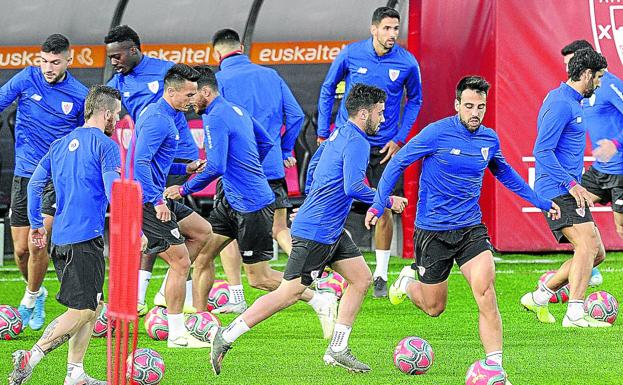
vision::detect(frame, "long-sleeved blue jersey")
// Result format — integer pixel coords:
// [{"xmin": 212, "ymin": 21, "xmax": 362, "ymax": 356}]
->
[
  {"xmin": 0, "ymin": 66, "xmax": 88, "ymax": 177},
  {"xmin": 181, "ymin": 96, "xmax": 275, "ymax": 213},
  {"xmin": 317, "ymin": 38, "xmax": 422, "ymax": 147},
  {"xmin": 534, "ymin": 83, "xmax": 585, "ymax": 200},
  {"xmin": 371, "ymin": 116, "xmax": 552, "ymax": 231},
  {"xmin": 28, "ymin": 127, "xmax": 120, "ymax": 245},
  {"xmin": 107, "ymin": 55, "xmax": 198, "ymax": 160},
  {"xmin": 292, "ymin": 121, "xmax": 375, "ymax": 244},
  {"xmin": 216, "ymin": 54, "xmax": 305, "ymax": 180},
  {"xmin": 583, "ymin": 71, "xmax": 623, "ymax": 174},
  {"xmin": 131, "ymin": 98, "xmax": 187, "ymax": 205}
]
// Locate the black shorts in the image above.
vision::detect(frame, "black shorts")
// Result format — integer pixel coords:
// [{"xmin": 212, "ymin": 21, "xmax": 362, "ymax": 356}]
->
[
  {"xmin": 367, "ymin": 146, "xmax": 403, "ymax": 193},
  {"xmin": 165, "ymin": 158, "xmax": 192, "ymax": 188},
  {"xmin": 283, "ymin": 232, "xmax": 361, "ymax": 286},
  {"xmin": 209, "ymin": 195, "xmax": 274, "ymax": 264},
  {"xmin": 268, "ymin": 178, "xmax": 292, "ymax": 209},
  {"xmin": 142, "ymin": 199, "xmax": 194, "ymax": 255},
  {"xmin": 544, "ymin": 194, "xmax": 594, "ymax": 243},
  {"xmin": 10, "ymin": 176, "xmax": 56, "ymax": 227},
  {"xmin": 51, "ymin": 237, "xmax": 105, "ymax": 311},
  {"xmin": 581, "ymin": 166, "xmax": 623, "ymax": 213},
  {"xmin": 413, "ymin": 224, "xmax": 493, "ymax": 284}
]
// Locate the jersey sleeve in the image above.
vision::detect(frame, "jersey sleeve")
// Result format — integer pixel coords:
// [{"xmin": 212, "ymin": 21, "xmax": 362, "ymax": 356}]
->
[
  {"xmin": 133, "ymin": 115, "xmax": 167, "ymax": 205},
  {"xmin": 27, "ymin": 151, "xmax": 52, "ymax": 229},
  {"xmin": 304, "ymin": 140, "xmax": 327, "ymax": 194},
  {"xmin": 317, "ymin": 47, "xmax": 349, "ymax": 138},
  {"xmin": 342, "ymin": 140, "xmax": 375, "ymax": 204},
  {"xmin": 252, "ymin": 117, "xmax": 274, "ymax": 163},
  {"xmin": 0, "ymin": 67, "xmax": 29, "ymax": 112},
  {"xmin": 279, "ymin": 78, "xmax": 305, "ymax": 159}
]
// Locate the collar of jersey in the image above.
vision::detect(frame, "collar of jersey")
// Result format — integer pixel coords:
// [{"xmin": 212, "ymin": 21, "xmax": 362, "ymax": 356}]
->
[
  {"xmin": 345, "ymin": 120, "xmax": 368, "ymax": 139},
  {"xmin": 220, "ymin": 53, "xmax": 248, "ymax": 69},
  {"xmin": 130, "ymin": 55, "xmax": 151, "ymax": 75},
  {"xmin": 156, "ymin": 97, "xmax": 177, "ymax": 118},
  {"xmin": 206, "ymin": 95, "xmax": 225, "ymax": 116},
  {"xmin": 559, "ymin": 82, "xmax": 584, "ymax": 102}
]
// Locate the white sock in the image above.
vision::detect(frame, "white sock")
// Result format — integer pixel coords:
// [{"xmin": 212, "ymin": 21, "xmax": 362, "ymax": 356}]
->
[
  {"xmin": 329, "ymin": 323, "xmax": 352, "ymax": 352},
  {"xmin": 486, "ymin": 351, "xmax": 503, "ymax": 366},
  {"xmin": 137, "ymin": 270, "xmax": 152, "ymax": 305},
  {"xmin": 308, "ymin": 291, "xmax": 327, "ymax": 312},
  {"xmin": 167, "ymin": 313, "xmax": 185, "ymax": 340},
  {"xmin": 184, "ymin": 280, "xmax": 193, "ymax": 305},
  {"xmin": 229, "ymin": 285, "xmax": 245, "ymax": 304},
  {"xmin": 532, "ymin": 282, "xmax": 554, "ymax": 306},
  {"xmin": 566, "ymin": 300, "xmax": 585, "ymax": 321},
  {"xmin": 373, "ymin": 250, "xmax": 391, "ymax": 281},
  {"xmin": 66, "ymin": 362, "xmax": 84, "ymax": 379},
  {"xmin": 20, "ymin": 289, "xmax": 39, "ymax": 308},
  {"xmin": 29, "ymin": 345, "xmax": 45, "ymax": 368},
  {"xmin": 158, "ymin": 271, "xmax": 169, "ymax": 297},
  {"xmin": 222, "ymin": 316, "xmax": 250, "ymax": 343}
]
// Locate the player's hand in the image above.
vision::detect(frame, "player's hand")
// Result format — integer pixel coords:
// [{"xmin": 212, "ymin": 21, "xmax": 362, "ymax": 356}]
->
[
  {"xmin": 364, "ymin": 210, "xmax": 379, "ymax": 229},
  {"xmin": 284, "ymin": 156, "xmax": 297, "ymax": 168},
  {"xmin": 546, "ymin": 202, "xmax": 561, "ymax": 221},
  {"xmin": 390, "ymin": 196, "xmax": 408, "ymax": 213},
  {"xmin": 164, "ymin": 185, "xmax": 182, "ymax": 200},
  {"xmin": 155, "ymin": 202, "xmax": 171, "ymax": 222},
  {"xmin": 140, "ymin": 234, "xmax": 148, "ymax": 252},
  {"xmin": 379, "ymin": 140, "xmax": 400, "ymax": 164},
  {"xmin": 186, "ymin": 159, "xmax": 206, "ymax": 174},
  {"xmin": 569, "ymin": 184, "xmax": 595, "ymax": 209},
  {"xmin": 30, "ymin": 227, "xmax": 47, "ymax": 249},
  {"xmin": 316, "ymin": 136, "xmax": 326, "ymax": 145},
  {"xmin": 289, "ymin": 207, "xmax": 299, "ymax": 222},
  {"xmin": 593, "ymin": 139, "xmax": 618, "ymax": 162}
]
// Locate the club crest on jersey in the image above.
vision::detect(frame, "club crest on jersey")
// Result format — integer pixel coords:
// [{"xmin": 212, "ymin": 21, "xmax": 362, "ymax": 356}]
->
[
  {"xmin": 147, "ymin": 81, "xmax": 159, "ymax": 94},
  {"xmin": 590, "ymin": 0, "xmax": 623, "ymax": 67},
  {"xmin": 389, "ymin": 69, "xmax": 400, "ymax": 81},
  {"xmin": 576, "ymin": 207, "xmax": 586, "ymax": 217},
  {"xmin": 68, "ymin": 139, "xmax": 80, "ymax": 152},
  {"xmin": 62, "ymin": 102, "xmax": 73, "ymax": 115},
  {"xmin": 481, "ymin": 147, "xmax": 489, "ymax": 160}
]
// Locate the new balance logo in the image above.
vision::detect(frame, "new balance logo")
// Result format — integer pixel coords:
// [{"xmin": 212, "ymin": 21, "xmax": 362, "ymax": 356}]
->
[
  {"xmin": 450, "ymin": 148, "xmax": 461, "ymax": 155},
  {"xmin": 357, "ymin": 67, "xmax": 368, "ymax": 74},
  {"xmin": 31, "ymin": 94, "xmax": 42, "ymax": 101}
]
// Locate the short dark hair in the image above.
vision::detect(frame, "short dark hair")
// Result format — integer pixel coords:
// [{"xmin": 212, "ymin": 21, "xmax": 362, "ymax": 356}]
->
[
  {"xmin": 561, "ymin": 40, "xmax": 594, "ymax": 56},
  {"xmin": 212, "ymin": 29, "xmax": 241, "ymax": 47},
  {"xmin": 164, "ymin": 64, "xmax": 200, "ymax": 89},
  {"xmin": 567, "ymin": 48, "xmax": 607, "ymax": 81},
  {"xmin": 456, "ymin": 76, "xmax": 490, "ymax": 101},
  {"xmin": 104, "ymin": 25, "xmax": 141, "ymax": 48},
  {"xmin": 193, "ymin": 65, "xmax": 218, "ymax": 91},
  {"xmin": 372, "ymin": 6, "xmax": 400, "ymax": 25},
  {"xmin": 84, "ymin": 85, "xmax": 121, "ymax": 121},
  {"xmin": 41, "ymin": 34, "xmax": 70, "ymax": 54},
  {"xmin": 345, "ymin": 83, "xmax": 387, "ymax": 117}
]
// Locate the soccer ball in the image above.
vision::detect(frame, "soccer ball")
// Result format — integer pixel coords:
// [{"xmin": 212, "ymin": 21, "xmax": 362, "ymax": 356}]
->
[
  {"xmin": 185, "ymin": 311, "xmax": 220, "ymax": 342},
  {"xmin": 393, "ymin": 336, "xmax": 434, "ymax": 375},
  {"xmin": 127, "ymin": 348, "xmax": 165, "ymax": 385},
  {"xmin": 144, "ymin": 307, "xmax": 168, "ymax": 340},
  {"xmin": 537, "ymin": 271, "xmax": 569, "ymax": 303},
  {"xmin": 585, "ymin": 291, "xmax": 618, "ymax": 324},
  {"xmin": 317, "ymin": 271, "xmax": 348, "ymax": 299},
  {"xmin": 207, "ymin": 280, "xmax": 230, "ymax": 312},
  {"xmin": 0, "ymin": 305, "xmax": 22, "ymax": 340},
  {"xmin": 92, "ymin": 303, "xmax": 115, "ymax": 337},
  {"xmin": 465, "ymin": 359, "xmax": 506, "ymax": 385}
]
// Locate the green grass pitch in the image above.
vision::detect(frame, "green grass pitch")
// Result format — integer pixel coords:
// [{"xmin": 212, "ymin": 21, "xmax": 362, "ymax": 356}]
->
[{"xmin": 1, "ymin": 252, "xmax": 622, "ymax": 384}]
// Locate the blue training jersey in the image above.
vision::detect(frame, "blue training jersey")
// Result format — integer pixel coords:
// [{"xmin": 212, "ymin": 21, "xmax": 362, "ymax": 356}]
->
[
  {"xmin": 533, "ymin": 82, "xmax": 585, "ymax": 200},
  {"xmin": 371, "ymin": 115, "xmax": 552, "ymax": 231},
  {"xmin": 216, "ymin": 54, "xmax": 305, "ymax": 180},
  {"xmin": 317, "ymin": 38, "xmax": 422, "ymax": 147},
  {"xmin": 27, "ymin": 127, "xmax": 120, "ymax": 245},
  {"xmin": 181, "ymin": 96, "xmax": 275, "ymax": 213},
  {"xmin": 292, "ymin": 121, "xmax": 375, "ymax": 244},
  {"xmin": 0, "ymin": 66, "xmax": 88, "ymax": 177},
  {"xmin": 583, "ymin": 71, "xmax": 623, "ymax": 175},
  {"xmin": 107, "ymin": 55, "xmax": 198, "ymax": 160},
  {"xmin": 131, "ymin": 98, "xmax": 188, "ymax": 205}
]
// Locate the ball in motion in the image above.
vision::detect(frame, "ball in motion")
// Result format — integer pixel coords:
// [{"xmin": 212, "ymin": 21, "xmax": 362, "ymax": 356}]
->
[
  {"xmin": 393, "ymin": 336, "xmax": 434, "ymax": 375},
  {"xmin": 0, "ymin": 305, "xmax": 22, "ymax": 340},
  {"xmin": 584, "ymin": 291, "xmax": 618, "ymax": 324},
  {"xmin": 185, "ymin": 311, "xmax": 220, "ymax": 342},
  {"xmin": 538, "ymin": 271, "xmax": 569, "ymax": 303},
  {"xmin": 317, "ymin": 270, "xmax": 348, "ymax": 299},
  {"xmin": 207, "ymin": 280, "xmax": 230, "ymax": 311}
]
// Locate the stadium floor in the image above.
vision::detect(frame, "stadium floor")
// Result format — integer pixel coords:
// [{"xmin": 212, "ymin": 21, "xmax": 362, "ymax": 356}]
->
[{"xmin": 1, "ymin": 252, "xmax": 622, "ymax": 385}]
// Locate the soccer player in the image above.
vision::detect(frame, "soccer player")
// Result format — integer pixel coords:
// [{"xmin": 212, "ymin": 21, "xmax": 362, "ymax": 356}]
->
[
  {"xmin": 105, "ymin": 25, "xmax": 199, "ymax": 315},
  {"xmin": 8, "ymin": 85, "xmax": 124, "ymax": 385},
  {"xmin": 209, "ymin": 28, "xmax": 305, "ymax": 313},
  {"xmin": 521, "ymin": 49, "xmax": 612, "ymax": 328},
  {"xmin": 367, "ymin": 76, "xmax": 560, "ymax": 378},
  {"xmin": 0, "ymin": 34, "xmax": 88, "ymax": 331},
  {"xmin": 318, "ymin": 6, "xmax": 422, "ymax": 298},
  {"xmin": 131, "ymin": 64, "xmax": 212, "ymax": 347},
  {"xmin": 164, "ymin": 66, "xmax": 337, "ymax": 338},
  {"xmin": 208, "ymin": 84, "xmax": 408, "ymax": 375}
]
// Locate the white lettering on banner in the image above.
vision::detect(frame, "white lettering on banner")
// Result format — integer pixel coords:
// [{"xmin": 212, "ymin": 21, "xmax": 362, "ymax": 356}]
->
[
  {"xmin": 143, "ymin": 47, "xmax": 211, "ymax": 65},
  {"xmin": 258, "ymin": 44, "xmax": 347, "ymax": 64}
]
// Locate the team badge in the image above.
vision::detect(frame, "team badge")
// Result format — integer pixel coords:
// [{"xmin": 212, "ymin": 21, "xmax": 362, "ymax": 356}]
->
[
  {"xmin": 171, "ymin": 228, "xmax": 181, "ymax": 239},
  {"xmin": 147, "ymin": 81, "xmax": 159, "ymax": 94},
  {"xmin": 590, "ymin": 0, "xmax": 623, "ymax": 71},
  {"xmin": 62, "ymin": 102, "xmax": 73, "ymax": 115},
  {"xmin": 389, "ymin": 69, "xmax": 400, "ymax": 81},
  {"xmin": 481, "ymin": 147, "xmax": 489, "ymax": 160},
  {"xmin": 576, "ymin": 207, "xmax": 586, "ymax": 217},
  {"xmin": 68, "ymin": 138, "xmax": 80, "ymax": 152}
]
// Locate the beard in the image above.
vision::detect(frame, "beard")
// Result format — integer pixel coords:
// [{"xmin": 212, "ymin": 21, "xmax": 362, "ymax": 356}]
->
[
  {"xmin": 459, "ymin": 116, "xmax": 481, "ymax": 132},
  {"xmin": 365, "ymin": 117, "xmax": 380, "ymax": 136},
  {"xmin": 104, "ymin": 118, "xmax": 115, "ymax": 137}
]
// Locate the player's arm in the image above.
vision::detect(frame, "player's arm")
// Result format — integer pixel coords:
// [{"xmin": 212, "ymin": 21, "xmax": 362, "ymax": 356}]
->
[
  {"xmin": 393, "ymin": 59, "xmax": 423, "ymax": 146},
  {"xmin": 27, "ymin": 152, "xmax": 52, "ymax": 248},
  {"xmin": 280, "ymin": 78, "xmax": 305, "ymax": 166},
  {"xmin": 304, "ymin": 140, "xmax": 327, "ymax": 194},
  {"xmin": 252, "ymin": 117, "xmax": 274, "ymax": 163},
  {"xmin": 317, "ymin": 47, "xmax": 349, "ymax": 140},
  {"xmin": 101, "ymin": 142, "xmax": 122, "ymax": 203},
  {"xmin": 593, "ymin": 82, "xmax": 623, "ymax": 161},
  {"xmin": 343, "ymin": 143, "xmax": 375, "ymax": 204},
  {"xmin": 0, "ymin": 68, "xmax": 28, "ymax": 112},
  {"xmin": 133, "ymin": 115, "xmax": 168, "ymax": 205}
]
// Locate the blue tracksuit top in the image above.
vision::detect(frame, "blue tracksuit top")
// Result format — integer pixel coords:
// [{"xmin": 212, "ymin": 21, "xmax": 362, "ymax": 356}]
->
[{"xmin": 317, "ymin": 38, "xmax": 422, "ymax": 147}]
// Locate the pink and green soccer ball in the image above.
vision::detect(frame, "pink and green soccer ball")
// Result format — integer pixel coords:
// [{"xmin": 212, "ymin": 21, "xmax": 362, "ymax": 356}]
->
[
  {"xmin": 185, "ymin": 311, "xmax": 220, "ymax": 342},
  {"xmin": 144, "ymin": 306, "xmax": 168, "ymax": 341},
  {"xmin": 393, "ymin": 336, "xmax": 434, "ymax": 375},
  {"xmin": 92, "ymin": 303, "xmax": 115, "ymax": 337},
  {"xmin": 317, "ymin": 271, "xmax": 348, "ymax": 299},
  {"xmin": 127, "ymin": 348, "xmax": 165, "ymax": 385},
  {"xmin": 538, "ymin": 271, "xmax": 569, "ymax": 303},
  {"xmin": 584, "ymin": 291, "xmax": 618, "ymax": 324},
  {"xmin": 207, "ymin": 280, "xmax": 230, "ymax": 311},
  {"xmin": 465, "ymin": 359, "xmax": 507, "ymax": 385},
  {"xmin": 0, "ymin": 305, "xmax": 22, "ymax": 340}
]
